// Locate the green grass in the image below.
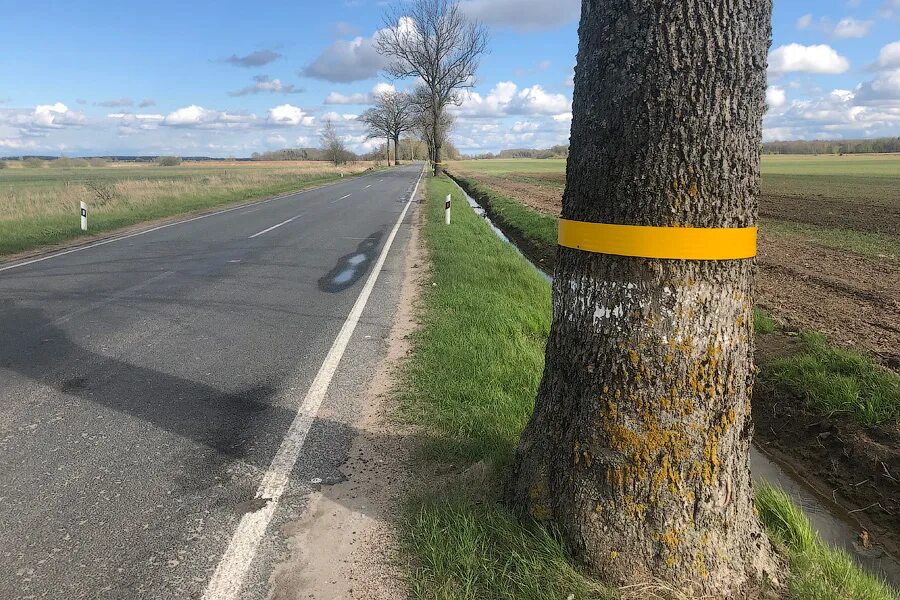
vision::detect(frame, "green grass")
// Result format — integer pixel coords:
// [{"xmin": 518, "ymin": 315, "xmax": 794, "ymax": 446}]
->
[
  {"xmin": 765, "ymin": 219, "xmax": 900, "ymax": 261},
  {"xmin": 763, "ymin": 332, "xmax": 900, "ymax": 427},
  {"xmin": 448, "ymin": 158, "xmax": 567, "ymax": 175},
  {"xmin": 400, "ymin": 176, "xmax": 551, "ymax": 466},
  {"xmin": 754, "ymin": 307, "xmax": 778, "ymax": 334},
  {"xmin": 400, "ymin": 175, "xmax": 898, "ymax": 600},
  {"xmin": 756, "ymin": 483, "xmax": 899, "ymax": 599},
  {"xmin": 447, "ymin": 171, "xmax": 557, "ymax": 255},
  {"xmin": 407, "ymin": 498, "xmax": 613, "ymax": 600}
]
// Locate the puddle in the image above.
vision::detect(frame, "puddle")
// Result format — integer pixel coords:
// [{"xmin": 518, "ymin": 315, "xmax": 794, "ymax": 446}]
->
[
  {"xmin": 318, "ymin": 232, "xmax": 383, "ymax": 293},
  {"xmin": 452, "ymin": 178, "xmax": 900, "ymax": 589}
]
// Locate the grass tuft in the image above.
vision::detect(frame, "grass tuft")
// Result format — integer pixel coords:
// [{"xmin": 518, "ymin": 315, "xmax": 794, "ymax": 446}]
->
[
  {"xmin": 754, "ymin": 307, "xmax": 778, "ymax": 334},
  {"xmin": 764, "ymin": 332, "xmax": 900, "ymax": 426},
  {"xmin": 756, "ymin": 483, "xmax": 899, "ymax": 599},
  {"xmin": 406, "ymin": 498, "xmax": 614, "ymax": 600}
]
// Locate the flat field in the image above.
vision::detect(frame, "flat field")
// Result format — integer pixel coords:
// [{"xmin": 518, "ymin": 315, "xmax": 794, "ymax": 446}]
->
[
  {"xmin": 0, "ymin": 160, "xmax": 374, "ymax": 256},
  {"xmin": 448, "ymin": 155, "xmax": 900, "ymax": 361}
]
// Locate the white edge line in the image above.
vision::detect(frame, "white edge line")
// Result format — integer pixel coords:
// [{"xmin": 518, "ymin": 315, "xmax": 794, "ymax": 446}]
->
[
  {"xmin": 247, "ymin": 214, "xmax": 301, "ymax": 239},
  {"xmin": 0, "ymin": 167, "xmax": 391, "ymax": 275},
  {"xmin": 200, "ymin": 163, "xmax": 425, "ymax": 600}
]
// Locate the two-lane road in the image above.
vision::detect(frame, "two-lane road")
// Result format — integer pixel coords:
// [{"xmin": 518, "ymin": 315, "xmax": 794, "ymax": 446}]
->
[{"xmin": 0, "ymin": 163, "xmax": 424, "ymax": 598}]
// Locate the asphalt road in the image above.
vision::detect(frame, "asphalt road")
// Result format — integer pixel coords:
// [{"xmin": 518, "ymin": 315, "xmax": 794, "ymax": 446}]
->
[{"xmin": 0, "ymin": 163, "xmax": 423, "ymax": 599}]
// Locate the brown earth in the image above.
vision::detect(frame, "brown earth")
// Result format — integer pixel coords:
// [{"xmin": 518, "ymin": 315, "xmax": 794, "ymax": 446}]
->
[{"xmin": 760, "ymin": 194, "xmax": 900, "ymax": 236}]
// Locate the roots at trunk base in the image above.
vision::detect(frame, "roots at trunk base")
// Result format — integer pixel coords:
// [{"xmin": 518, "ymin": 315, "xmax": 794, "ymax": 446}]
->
[{"xmin": 509, "ymin": 250, "xmax": 782, "ymax": 596}]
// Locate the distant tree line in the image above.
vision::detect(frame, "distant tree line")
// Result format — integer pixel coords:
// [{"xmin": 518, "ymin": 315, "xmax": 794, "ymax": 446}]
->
[
  {"xmin": 762, "ymin": 137, "xmax": 900, "ymax": 155},
  {"xmin": 249, "ymin": 147, "xmax": 361, "ymax": 162},
  {"xmin": 466, "ymin": 145, "xmax": 570, "ymax": 160}
]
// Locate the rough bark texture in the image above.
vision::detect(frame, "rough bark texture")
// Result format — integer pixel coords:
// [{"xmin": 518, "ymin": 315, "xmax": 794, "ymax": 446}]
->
[
  {"xmin": 432, "ymin": 107, "xmax": 443, "ymax": 176},
  {"xmin": 509, "ymin": 0, "xmax": 779, "ymax": 596},
  {"xmin": 394, "ymin": 135, "xmax": 402, "ymax": 165}
]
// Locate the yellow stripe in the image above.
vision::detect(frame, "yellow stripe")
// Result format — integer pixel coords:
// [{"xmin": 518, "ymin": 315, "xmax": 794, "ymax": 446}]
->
[{"xmin": 558, "ymin": 219, "xmax": 757, "ymax": 260}]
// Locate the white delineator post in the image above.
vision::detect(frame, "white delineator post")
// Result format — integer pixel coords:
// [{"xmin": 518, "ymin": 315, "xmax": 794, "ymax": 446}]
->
[
  {"xmin": 80, "ymin": 202, "xmax": 87, "ymax": 231},
  {"xmin": 445, "ymin": 194, "xmax": 451, "ymax": 225}
]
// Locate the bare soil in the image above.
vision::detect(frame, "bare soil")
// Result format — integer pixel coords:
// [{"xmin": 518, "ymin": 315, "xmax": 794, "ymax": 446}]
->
[
  {"xmin": 760, "ymin": 194, "xmax": 900, "ymax": 236},
  {"xmin": 757, "ymin": 232, "xmax": 900, "ymax": 365},
  {"xmin": 753, "ymin": 332, "xmax": 900, "ymax": 562}
]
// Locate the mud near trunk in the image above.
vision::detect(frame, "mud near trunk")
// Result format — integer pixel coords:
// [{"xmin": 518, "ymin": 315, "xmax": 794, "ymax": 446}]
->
[{"xmin": 454, "ymin": 179, "xmax": 900, "ymax": 590}]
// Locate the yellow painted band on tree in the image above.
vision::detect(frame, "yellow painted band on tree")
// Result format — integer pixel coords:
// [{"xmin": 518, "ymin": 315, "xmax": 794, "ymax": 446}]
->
[{"xmin": 558, "ymin": 219, "xmax": 758, "ymax": 260}]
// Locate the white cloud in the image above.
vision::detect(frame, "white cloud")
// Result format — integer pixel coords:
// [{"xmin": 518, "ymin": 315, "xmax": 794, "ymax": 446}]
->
[
  {"xmin": 831, "ymin": 17, "xmax": 874, "ymax": 38},
  {"xmin": 162, "ymin": 105, "xmax": 254, "ymax": 128},
  {"xmin": 325, "ymin": 91, "xmax": 369, "ymax": 104},
  {"xmin": 766, "ymin": 86, "xmax": 787, "ymax": 109},
  {"xmin": 796, "ymin": 13, "xmax": 813, "ymax": 29},
  {"xmin": 9, "ymin": 103, "xmax": 86, "ymax": 134},
  {"xmin": 768, "ymin": 44, "xmax": 850, "ymax": 75},
  {"xmin": 302, "ymin": 26, "xmax": 390, "ymax": 82},
  {"xmin": 459, "ymin": 0, "xmax": 579, "ymax": 31},
  {"xmin": 455, "ymin": 81, "xmax": 570, "ymax": 117},
  {"xmin": 229, "ymin": 75, "xmax": 303, "ymax": 97},
  {"xmin": 877, "ymin": 41, "xmax": 900, "ymax": 69},
  {"xmin": 323, "ymin": 82, "xmax": 396, "ymax": 105},
  {"xmin": 266, "ymin": 104, "xmax": 315, "ymax": 126},
  {"xmin": 856, "ymin": 70, "xmax": 900, "ymax": 103},
  {"xmin": 763, "ymin": 85, "xmax": 900, "ymax": 140}
]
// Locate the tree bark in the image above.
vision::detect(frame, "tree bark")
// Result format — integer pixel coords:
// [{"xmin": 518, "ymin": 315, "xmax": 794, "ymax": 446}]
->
[
  {"xmin": 508, "ymin": 1, "xmax": 779, "ymax": 596},
  {"xmin": 394, "ymin": 135, "xmax": 402, "ymax": 165},
  {"xmin": 385, "ymin": 138, "xmax": 392, "ymax": 166},
  {"xmin": 432, "ymin": 105, "xmax": 442, "ymax": 177}
]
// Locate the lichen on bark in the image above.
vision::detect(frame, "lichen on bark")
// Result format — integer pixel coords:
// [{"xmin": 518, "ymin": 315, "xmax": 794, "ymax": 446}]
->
[{"xmin": 508, "ymin": 0, "xmax": 781, "ymax": 596}]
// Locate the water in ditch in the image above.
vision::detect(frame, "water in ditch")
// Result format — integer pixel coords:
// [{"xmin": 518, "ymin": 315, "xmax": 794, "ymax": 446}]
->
[{"xmin": 452, "ymin": 179, "xmax": 900, "ymax": 588}]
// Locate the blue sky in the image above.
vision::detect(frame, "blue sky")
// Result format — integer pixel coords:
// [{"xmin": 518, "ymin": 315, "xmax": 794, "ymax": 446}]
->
[{"xmin": 1, "ymin": 0, "xmax": 899, "ymax": 157}]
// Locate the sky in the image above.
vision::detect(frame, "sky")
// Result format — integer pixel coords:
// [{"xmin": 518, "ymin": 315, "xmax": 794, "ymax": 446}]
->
[{"xmin": 1, "ymin": 0, "xmax": 899, "ymax": 157}]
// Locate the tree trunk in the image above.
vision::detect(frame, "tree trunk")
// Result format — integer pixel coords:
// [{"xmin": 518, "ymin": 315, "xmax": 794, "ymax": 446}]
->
[
  {"xmin": 394, "ymin": 135, "xmax": 401, "ymax": 165},
  {"xmin": 385, "ymin": 138, "xmax": 392, "ymax": 166},
  {"xmin": 508, "ymin": 1, "xmax": 779, "ymax": 596},
  {"xmin": 432, "ymin": 105, "xmax": 442, "ymax": 177}
]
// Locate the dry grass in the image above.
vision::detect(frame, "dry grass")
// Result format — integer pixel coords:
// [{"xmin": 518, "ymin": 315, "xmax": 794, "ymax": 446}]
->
[
  {"xmin": 0, "ymin": 161, "xmax": 371, "ymax": 222},
  {"xmin": 0, "ymin": 160, "xmax": 376, "ymax": 255}
]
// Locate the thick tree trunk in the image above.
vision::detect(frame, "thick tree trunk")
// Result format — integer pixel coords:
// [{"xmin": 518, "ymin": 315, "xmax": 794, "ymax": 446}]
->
[
  {"xmin": 385, "ymin": 138, "xmax": 392, "ymax": 166},
  {"xmin": 509, "ymin": 1, "xmax": 779, "ymax": 596},
  {"xmin": 394, "ymin": 135, "xmax": 401, "ymax": 165}
]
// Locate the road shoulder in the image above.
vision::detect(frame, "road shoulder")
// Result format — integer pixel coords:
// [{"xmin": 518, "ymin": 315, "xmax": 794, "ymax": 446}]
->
[{"xmin": 267, "ymin": 184, "xmax": 426, "ymax": 600}]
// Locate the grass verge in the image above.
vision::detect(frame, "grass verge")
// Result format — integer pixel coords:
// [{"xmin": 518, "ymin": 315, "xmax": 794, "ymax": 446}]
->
[
  {"xmin": 754, "ymin": 307, "xmax": 779, "ymax": 334},
  {"xmin": 757, "ymin": 483, "xmax": 899, "ymax": 599},
  {"xmin": 400, "ymin": 174, "xmax": 898, "ymax": 599},
  {"xmin": 762, "ymin": 332, "xmax": 900, "ymax": 427},
  {"xmin": 446, "ymin": 170, "xmax": 557, "ymax": 265}
]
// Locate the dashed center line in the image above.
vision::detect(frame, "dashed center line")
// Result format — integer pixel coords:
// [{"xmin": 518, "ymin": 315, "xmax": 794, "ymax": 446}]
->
[
  {"xmin": 364, "ymin": 184, "xmax": 371, "ymax": 189},
  {"xmin": 331, "ymin": 193, "xmax": 352, "ymax": 204},
  {"xmin": 248, "ymin": 214, "xmax": 301, "ymax": 239}
]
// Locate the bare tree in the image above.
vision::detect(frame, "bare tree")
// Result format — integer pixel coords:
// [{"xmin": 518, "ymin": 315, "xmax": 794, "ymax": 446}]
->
[
  {"xmin": 319, "ymin": 119, "xmax": 348, "ymax": 166},
  {"xmin": 409, "ymin": 85, "xmax": 454, "ymax": 166},
  {"xmin": 358, "ymin": 106, "xmax": 393, "ymax": 166},
  {"xmin": 380, "ymin": 91, "xmax": 415, "ymax": 165},
  {"xmin": 376, "ymin": 0, "xmax": 487, "ymax": 176},
  {"xmin": 508, "ymin": 2, "xmax": 779, "ymax": 597}
]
